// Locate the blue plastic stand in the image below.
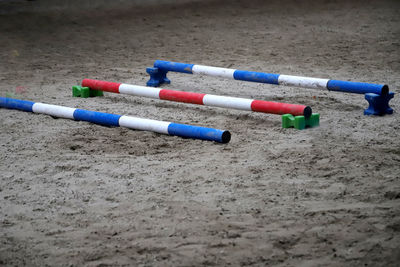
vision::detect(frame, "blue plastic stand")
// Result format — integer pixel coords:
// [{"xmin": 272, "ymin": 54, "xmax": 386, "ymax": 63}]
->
[
  {"xmin": 146, "ymin": 67, "xmax": 170, "ymax": 87},
  {"xmin": 364, "ymin": 92, "xmax": 394, "ymax": 115}
]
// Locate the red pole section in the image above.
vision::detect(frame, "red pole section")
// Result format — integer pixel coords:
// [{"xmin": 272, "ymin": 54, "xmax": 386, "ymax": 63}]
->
[
  {"xmin": 159, "ymin": 90, "xmax": 206, "ymax": 105},
  {"xmin": 251, "ymin": 100, "xmax": 311, "ymax": 117},
  {"xmin": 82, "ymin": 79, "xmax": 121, "ymax": 93}
]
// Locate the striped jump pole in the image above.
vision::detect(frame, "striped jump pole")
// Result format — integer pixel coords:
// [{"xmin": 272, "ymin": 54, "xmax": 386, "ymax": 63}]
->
[
  {"xmin": 147, "ymin": 60, "xmax": 389, "ymax": 95},
  {"xmin": 0, "ymin": 97, "xmax": 231, "ymax": 143},
  {"xmin": 146, "ymin": 60, "xmax": 394, "ymax": 115},
  {"xmin": 80, "ymin": 79, "xmax": 312, "ymax": 118}
]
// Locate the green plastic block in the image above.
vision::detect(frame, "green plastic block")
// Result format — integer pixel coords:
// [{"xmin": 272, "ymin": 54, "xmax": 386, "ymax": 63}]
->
[
  {"xmin": 90, "ymin": 89, "xmax": 104, "ymax": 97},
  {"xmin": 307, "ymin": 113, "xmax": 320, "ymax": 128},
  {"xmin": 72, "ymin": 86, "xmax": 103, "ymax": 98},
  {"xmin": 72, "ymin": 86, "xmax": 89, "ymax": 98},
  {"xmin": 282, "ymin": 113, "xmax": 319, "ymax": 130}
]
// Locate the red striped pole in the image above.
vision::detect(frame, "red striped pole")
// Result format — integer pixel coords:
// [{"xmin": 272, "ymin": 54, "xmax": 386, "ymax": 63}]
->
[{"xmin": 82, "ymin": 79, "xmax": 311, "ymax": 117}]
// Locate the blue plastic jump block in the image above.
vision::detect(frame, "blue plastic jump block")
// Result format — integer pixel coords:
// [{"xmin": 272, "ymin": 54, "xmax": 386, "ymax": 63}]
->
[
  {"xmin": 364, "ymin": 92, "xmax": 394, "ymax": 116},
  {"xmin": 146, "ymin": 67, "xmax": 171, "ymax": 87}
]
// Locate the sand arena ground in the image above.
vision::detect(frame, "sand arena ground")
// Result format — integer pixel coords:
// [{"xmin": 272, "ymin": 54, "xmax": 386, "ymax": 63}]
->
[{"xmin": 0, "ymin": 0, "xmax": 399, "ymax": 266}]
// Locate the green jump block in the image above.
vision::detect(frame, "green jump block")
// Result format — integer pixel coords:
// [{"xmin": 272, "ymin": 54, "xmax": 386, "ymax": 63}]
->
[
  {"xmin": 72, "ymin": 86, "xmax": 103, "ymax": 98},
  {"xmin": 282, "ymin": 113, "xmax": 319, "ymax": 130}
]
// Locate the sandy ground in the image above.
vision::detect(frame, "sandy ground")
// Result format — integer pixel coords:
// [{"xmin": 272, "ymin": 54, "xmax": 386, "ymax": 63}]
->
[{"xmin": 0, "ymin": 0, "xmax": 399, "ymax": 266}]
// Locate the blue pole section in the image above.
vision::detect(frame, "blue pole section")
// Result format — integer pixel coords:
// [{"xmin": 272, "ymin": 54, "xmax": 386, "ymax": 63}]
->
[
  {"xmin": 327, "ymin": 80, "xmax": 388, "ymax": 95},
  {"xmin": 167, "ymin": 123, "xmax": 231, "ymax": 143},
  {"xmin": 233, "ymin": 70, "xmax": 280, "ymax": 85},
  {"xmin": 73, "ymin": 109, "xmax": 121, "ymax": 127},
  {"xmin": 154, "ymin": 60, "xmax": 194, "ymax": 74},
  {"xmin": 0, "ymin": 97, "xmax": 34, "ymax": 112}
]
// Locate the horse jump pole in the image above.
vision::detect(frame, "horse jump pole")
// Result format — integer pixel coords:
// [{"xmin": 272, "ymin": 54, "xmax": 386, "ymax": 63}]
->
[
  {"xmin": 146, "ymin": 60, "xmax": 389, "ymax": 95},
  {"xmin": 0, "ymin": 97, "xmax": 231, "ymax": 143},
  {"xmin": 80, "ymin": 79, "xmax": 312, "ymax": 118}
]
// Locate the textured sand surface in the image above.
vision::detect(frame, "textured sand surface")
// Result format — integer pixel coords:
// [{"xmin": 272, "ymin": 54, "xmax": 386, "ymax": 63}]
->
[{"xmin": 0, "ymin": 0, "xmax": 399, "ymax": 266}]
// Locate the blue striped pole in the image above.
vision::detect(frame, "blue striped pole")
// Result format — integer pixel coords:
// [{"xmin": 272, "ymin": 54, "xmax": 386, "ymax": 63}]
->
[
  {"xmin": 147, "ymin": 60, "xmax": 389, "ymax": 95},
  {"xmin": 0, "ymin": 97, "xmax": 231, "ymax": 143}
]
